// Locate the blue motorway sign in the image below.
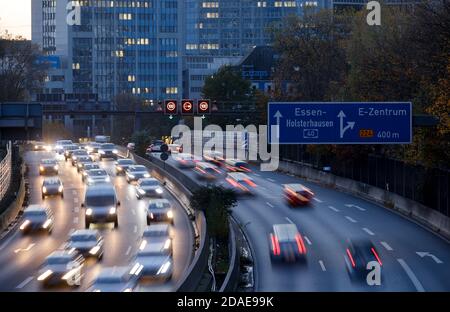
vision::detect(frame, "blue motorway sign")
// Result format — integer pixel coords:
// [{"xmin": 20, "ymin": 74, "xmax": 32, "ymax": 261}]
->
[{"xmin": 268, "ymin": 102, "xmax": 412, "ymax": 144}]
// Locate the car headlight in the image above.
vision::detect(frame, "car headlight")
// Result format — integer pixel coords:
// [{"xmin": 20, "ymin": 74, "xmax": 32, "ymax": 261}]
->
[
  {"xmin": 54, "ymin": 165, "xmax": 59, "ymax": 170},
  {"xmin": 78, "ymin": 163, "xmax": 82, "ymax": 167},
  {"xmin": 39, "ymin": 165, "xmax": 44, "ymax": 171},
  {"xmin": 42, "ymin": 186, "xmax": 47, "ymax": 193},
  {"xmin": 56, "ymin": 145, "xmax": 62, "ymax": 150},
  {"xmin": 45, "ymin": 145, "xmax": 52, "ymax": 151},
  {"xmin": 86, "ymin": 208, "xmax": 93, "ymax": 216},
  {"xmin": 88, "ymin": 178, "xmax": 94, "ymax": 183},
  {"xmin": 117, "ymin": 166, "xmax": 123, "ymax": 171},
  {"xmin": 99, "ymin": 150, "xmax": 105, "ymax": 154},
  {"xmin": 42, "ymin": 219, "xmax": 52, "ymax": 229},
  {"xmin": 123, "ymin": 288, "xmax": 133, "ymax": 292},
  {"xmin": 58, "ymin": 185, "xmax": 63, "ymax": 193},
  {"xmin": 139, "ymin": 240, "xmax": 147, "ymax": 250},
  {"xmin": 149, "ymin": 212, "xmax": 154, "ymax": 219},
  {"xmin": 62, "ymin": 268, "xmax": 79, "ymax": 280},
  {"xmin": 89, "ymin": 245, "xmax": 101, "ymax": 255},
  {"xmin": 138, "ymin": 188, "xmax": 146, "ymax": 195},
  {"xmin": 34, "ymin": 145, "xmax": 38, "ymax": 149},
  {"xmin": 156, "ymin": 188, "xmax": 163, "ymax": 194},
  {"xmin": 157, "ymin": 261, "xmax": 171, "ymax": 275},
  {"xmin": 164, "ymin": 238, "xmax": 171, "ymax": 250},
  {"xmin": 20, "ymin": 220, "xmax": 30, "ymax": 230},
  {"xmin": 167, "ymin": 210, "xmax": 173, "ymax": 219},
  {"xmin": 73, "ymin": 156, "xmax": 77, "ymax": 160},
  {"xmin": 144, "ymin": 173, "xmax": 150, "ymax": 178},
  {"xmin": 37, "ymin": 269, "xmax": 53, "ymax": 281},
  {"xmin": 109, "ymin": 207, "xmax": 116, "ymax": 215},
  {"xmin": 113, "ymin": 149, "xmax": 118, "ymax": 154},
  {"xmin": 130, "ymin": 262, "xmax": 144, "ymax": 276},
  {"xmin": 105, "ymin": 176, "xmax": 111, "ymax": 182},
  {"xmin": 128, "ymin": 174, "xmax": 135, "ymax": 179}
]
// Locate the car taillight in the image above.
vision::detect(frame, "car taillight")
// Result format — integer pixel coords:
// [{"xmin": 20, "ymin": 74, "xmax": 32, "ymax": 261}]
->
[
  {"xmin": 244, "ymin": 179, "xmax": 256, "ymax": 188},
  {"xmin": 226, "ymin": 178, "xmax": 239, "ymax": 187},
  {"xmin": 346, "ymin": 248, "xmax": 356, "ymax": 268},
  {"xmin": 371, "ymin": 247, "xmax": 382, "ymax": 266},
  {"xmin": 195, "ymin": 167, "xmax": 206, "ymax": 174},
  {"xmin": 295, "ymin": 234, "xmax": 306, "ymax": 254},
  {"xmin": 270, "ymin": 234, "xmax": 280, "ymax": 256},
  {"xmin": 239, "ymin": 166, "xmax": 251, "ymax": 172}
]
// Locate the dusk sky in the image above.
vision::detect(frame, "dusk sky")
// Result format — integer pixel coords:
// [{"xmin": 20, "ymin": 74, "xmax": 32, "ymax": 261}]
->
[{"xmin": 0, "ymin": 0, "xmax": 31, "ymax": 39}]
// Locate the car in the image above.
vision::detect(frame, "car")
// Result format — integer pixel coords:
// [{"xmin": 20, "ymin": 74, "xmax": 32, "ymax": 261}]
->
[
  {"xmin": 76, "ymin": 155, "xmax": 94, "ymax": 172},
  {"xmin": 269, "ymin": 224, "xmax": 307, "ymax": 262},
  {"xmin": 86, "ymin": 142, "xmax": 102, "ymax": 154},
  {"xmin": 34, "ymin": 141, "xmax": 49, "ymax": 151},
  {"xmin": 203, "ymin": 150, "xmax": 225, "ymax": 166},
  {"xmin": 85, "ymin": 169, "xmax": 111, "ymax": 185},
  {"xmin": 173, "ymin": 153, "xmax": 200, "ymax": 168},
  {"xmin": 224, "ymin": 158, "xmax": 251, "ymax": 172},
  {"xmin": 135, "ymin": 178, "xmax": 164, "ymax": 199},
  {"xmin": 115, "ymin": 158, "xmax": 135, "ymax": 175},
  {"xmin": 94, "ymin": 135, "xmax": 110, "ymax": 144},
  {"xmin": 146, "ymin": 140, "xmax": 165, "ymax": 154},
  {"xmin": 39, "ymin": 159, "xmax": 59, "ymax": 175},
  {"xmin": 345, "ymin": 239, "xmax": 383, "ymax": 281},
  {"xmin": 131, "ymin": 248, "xmax": 173, "ymax": 281},
  {"xmin": 167, "ymin": 143, "xmax": 182, "ymax": 154},
  {"xmin": 55, "ymin": 140, "xmax": 74, "ymax": 154},
  {"xmin": 63, "ymin": 144, "xmax": 80, "ymax": 160},
  {"xmin": 139, "ymin": 224, "xmax": 172, "ymax": 255},
  {"xmin": 66, "ymin": 229, "xmax": 104, "ymax": 260},
  {"xmin": 194, "ymin": 162, "xmax": 221, "ymax": 180},
  {"xmin": 83, "ymin": 183, "xmax": 120, "ymax": 228},
  {"xmin": 225, "ymin": 172, "xmax": 256, "ymax": 195},
  {"xmin": 37, "ymin": 249, "xmax": 85, "ymax": 287},
  {"xmin": 146, "ymin": 199, "xmax": 174, "ymax": 225},
  {"xmin": 283, "ymin": 184, "xmax": 315, "ymax": 206},
  {"xmin": 81, "ymin": 163, "xmax": 101, "ymax": 181},
  {"xmin": 126, "ymin": 165, "xmax": 151, "ymax": 183},
  {"xmin": 89, "ymin": 266, "xmax": 138, "ymax": 292},
  {"xmin": 70, "ymin": 149, "xmax": 90, "ymax": 166},
  {"xmin": 42, "ymin": 177, "xmax": 64, "ymax": 199},
  {"xmin": 19, "ymin": 205, "xmax": 54, "ymax": 234},
  {"xmin": 98, "ymin": 143, "xmax": 118, "ymax": 160}
]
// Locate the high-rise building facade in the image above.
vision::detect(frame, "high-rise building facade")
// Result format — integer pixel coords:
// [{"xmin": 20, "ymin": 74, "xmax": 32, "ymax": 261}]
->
[{"xmin": 32, "ymin": 0, "xmax": 183, "ymax": 103}]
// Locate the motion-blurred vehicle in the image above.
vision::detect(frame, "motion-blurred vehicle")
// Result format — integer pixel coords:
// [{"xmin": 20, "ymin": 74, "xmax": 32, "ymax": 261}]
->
[
  {"xmin": 94, "ymin": 135, "xmax": 110, "ymax": 143},
  {"xmin": 55, "ymin": 140, "xmax": 74, "ymax": 154},
  {"xmin": 345, "ymin": 239, "xmax": 383, "ymax": 281},
  {"xmin": 225, "ymin": 172, "xmax": 256, "ymax": 195},
  {"xmin": 86, "ymin": 142, "xmax": 102, "ymax": 154},
  {"xmin": 37, "ymin": 249, "xmax": 85, "ymax": 287},
  {"xmin": 83, "ymin": 183, "xmax": 120, "ymax": 228},
  {"xmin": 194, "ymin": 162, "xmax": 221, "ymax": 180},
  {"xmin": 20, "ymin": 205, "xmax": 54, "ymax": 234},
  {"xmin": 146, "ymin": 140, "xmax": 164, "ymax": 153},
  {"xmin": 139, "ymin": 224, "xmax": 172, "ymax": 254},
  {"xmin": 81, "ymin": 163, "xmax": 101, "ymax": 181},
  {"xmin": 39, "ymin": 159, "xmax": 59, "ymax": 175},
  {"xmin": 224, "ymin": 158, "xmax": 251, "ymax": 172},
  {"xmin": 98, "ymin": 143, "xmax": 118, "ymax": 160},
  {"xmin": 42, "ymin": 177, "xmax": 64, "ymax": 199},
  {"xmin": 203, "ymin": 150, "xmax": 225, "ymax": 166},
  {"xmin": 283, "ymin": 184, "xmax": 315, "ymax": 206},
  {"xmin": 146, "ymin": 199, "xmax": 174, "ymax": 225},
  {"xmin": 66, "ymin": 229, "xmax": 104, "ymax": 260},
  {"xmin": 167, "ymin": 143, "xmax": 182, "ymax": 154},
  {"xmin": 85, "ymin": 169, "xmax": 111, "ymax": 185},
  {"xmin": 89, "ymin": 266, "xmax": 137, "ymax": 292},
  {"xmin": 70, "ymin": 149, "xmax": 90, "ymax": 166},
  {"xmin": 63, "ymin": 144, "xmax": 80, "ymax": 161},
  {"xmin": 34, "ymin": 141, "xmax": 49, "ymax": 151},
  {"xmin": 131, "ymin": 248, "xmax": 173, "ymax": 281},
  {"xmin": 126, "ymin": 165, "xmax": 150, "ymax": 183},
  {"xmin": 76, "ymin": 155, "xmax": 94, "ymax": 172},
  {"xmin": 135, "ymin": 178, "xmax": 164, "ymax": 199},
  {"xmin": 173, "ymin": 153, "xmax": 200, "ymax": 168},
  {"xmin": 115, "ymin": 158, "xmax": 135, "ymax": 175},
  {"xmin": 269, "ymin": 224, "xmax": 307, "ymax": 262}
]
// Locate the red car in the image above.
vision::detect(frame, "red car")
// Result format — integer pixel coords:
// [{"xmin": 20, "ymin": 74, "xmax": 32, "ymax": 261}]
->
[{"xmin": 283, "ymin": 184, "xmax": 314, "ymax": 206}]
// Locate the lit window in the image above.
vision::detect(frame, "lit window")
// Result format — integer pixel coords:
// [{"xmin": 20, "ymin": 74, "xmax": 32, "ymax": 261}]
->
[
  {"xmin": 165, "ymin": 87, "xmax": 178, "ymax": 94},
  {"xmin": 128, "ymin": 75, "xmax": 136, "ymax": 82},
  {"xmin": 72, "ymin": 63, "xmax": 80, "ymax": 70},
  {"xmin": 206, "ymin": 12, "xmax": 219, "ymax": 18}
]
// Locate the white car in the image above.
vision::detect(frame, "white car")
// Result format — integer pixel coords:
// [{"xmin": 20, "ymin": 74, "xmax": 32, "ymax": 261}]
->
[
  {"xmin": 126, "ymin": 165, "xmax": 151, "ymax": 183},
  {"xmin": 37, "ymin": 249, "xmax": 85, "ymax": 287},
  {"xmin": 85, "ymin": 169, "xmax": 111, "ymax": 185},
  {"xmin": 89, "ymin": 266, "xmax": 138, "ymax": 292},
  {"xmin": 135, "ymin": 178, "xmax": 164, "ymax": 199},
  {"xmin": 174, "ymin": 153, "xmax": 200, "ymax": 168}
]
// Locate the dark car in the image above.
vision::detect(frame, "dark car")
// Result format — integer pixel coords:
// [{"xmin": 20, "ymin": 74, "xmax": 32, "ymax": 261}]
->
[
  {"xmin": 66, "ymin": 229, "xmax": 104, "ymax": 260},
  {"xmin": 63, "ymin": 145, "xmax": 81, "ymax": 161},
  {"xmin": 345, "ymin": 239, "xmax": 383, "ymax": 281},
  {"xmin": 98, "ymin": 143, "xmax": 118, "ymax": 160},
  {"xmin": 146, "ymin": 140, "xmax": 164, "ymax": 154},
  {"xmin": 37, "ymin": 250, "xmax": 85, "ymax": 287},
  {"xmin": 115, "ymin": 158, "xmax": 135, "ymax": 175},
  {"xmin": 83, "ymin": 184, "xmax": 120, "ymax": 228},
  {"xmin": 269, "ymin": 224, "xmax": 307, "ymax": 263},
  {"xmin": 19, "ymin": 205, "xmax": 54, "ymax": 234},
  {"xmin": 39, "ymin": 159, "xmax": 59, "ymax": 175},
  {"xmin": 42, "ymin": 177, "xmax": 64, "ymax": 199},
  {"xmin": 126, "ymin": 165, "xmax": 151, "ymax": 183},
  {"xmin": 146, "ymin": 199, "xmax": 174, "ymax": 225},
  {"xmin": 71, "ymin": 149, "xmax": 90, "ymax": 166}
]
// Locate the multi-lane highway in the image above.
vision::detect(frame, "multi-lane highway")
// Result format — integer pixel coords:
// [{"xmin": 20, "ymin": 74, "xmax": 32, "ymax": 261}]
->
[
  {"xmin": 162, "ymin": 154, "xmax": 450, "ymax": 292},
  {"xmin": 0, "ymin": 149, "xmax": 193, "ymax": 291}
]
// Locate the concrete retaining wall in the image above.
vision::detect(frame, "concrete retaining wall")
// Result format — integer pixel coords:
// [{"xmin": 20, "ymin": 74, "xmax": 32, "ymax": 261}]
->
[
  {"xmin": 0, "ymin": 178, "xmax": 25, "ymax": 233},
  {"xmin": 278, "ymin": 160, "xmax": 450, "ymax": 240}
]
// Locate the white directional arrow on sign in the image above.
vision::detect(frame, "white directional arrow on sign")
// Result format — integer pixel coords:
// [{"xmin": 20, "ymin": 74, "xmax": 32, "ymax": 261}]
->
[
  {"xmin": 416, "ymin": 252, "xmax": 443, "ymax": 264},
  {"xmin": 273, "ymin": 110, "xmax": 283, "ymax": 139},
  {"xmin": 337, "ymin": 111, "xmax": 355, "ymax": 139}
]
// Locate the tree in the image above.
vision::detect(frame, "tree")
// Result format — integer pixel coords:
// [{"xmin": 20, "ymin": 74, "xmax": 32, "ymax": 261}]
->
[
  {"xmin": 190, "ymin": 186, "xmax": 237, "ymax": 241},
  {"xmin": 43, "ymin": 121, "xmax": 73, "ymax": 142},
  {"xmin": 0, "ymin": 35, "xmax": 48, "ymax": 101},
  {"xmin": 130, "ymin": 129, "xmax": 155, "ymax": 157}
]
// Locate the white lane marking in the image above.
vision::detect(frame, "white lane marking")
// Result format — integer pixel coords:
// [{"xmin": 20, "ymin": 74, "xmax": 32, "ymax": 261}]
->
[
  {"xmin": 133, "ymin": 225, "xmax": 137, "ymax": 233},
  {"xmin": 16, "ymin": 276, "xmax": 34, "ymax": 289},
  {"xmin": 362, "ymin": 227, "xmax": 375, "ymax": 236},
  {"xmin": 313, "ymin": 198, "xmax": 323, "ymax": 203},
  {"xmin": 397, "ymin": 259, "xmax": 425, "ymax": 292},
  {"xmin": 73, "ymin": 197, "xmax": 79, "ymax": 204},
  {"xmin": 73, "ymin": 217, "xmax": 79, "ymax": 224},
  {"xmin": 253, "ymin": 173, "xmax": 261, "ymax": 177},
  {"xmin": 303, "ymin": 236, "xmax": 312, "ymax": 245},
  {"xmin": 381, "ymin": 241, "xmax": 394, "ymax": 251},
  {"xmin": 328, "ymin": 206, "xmax": 339, "ymax": 212},
  {"xmin": 266, "ymin": 202, "xmax": 274, "ymax": 208},
  {"xmin": 72, "ymin": 190, "xmax": 77, "ymax": 195},
  {"xmin": 267, "ymin": 178, "xmax": 276, "ymax": 183},
  {"xmin": 285, "ymin": 217, "xmax": 294, "ymax": 224},
  {"xmin": 345, "ymin": 216, "xmax": 357, "ymax": 223},
  {"xmin": 132, "ymin": 209, "xmax": 136, "ymax": 215},
  {"xmin": 14, "ymin": 243, "xmax": 36, "ymax": 253},
  {"xmin": 345, "ymin": 204, "xmax": 366, "ymax": 212},
  {"xmin": 74, "ymin": 206, "xmax": 80, "ymax": 213},
  {"xmin": 416, "ymin": 252, "xmax": 443, "ymax": 264},
  {"xmin": 125, "ymin": 246, "xmax": 132, "ymax": 256},
  {"xmin": 319, "ymin": 260, "xmax": 326, "ymax": 272}
]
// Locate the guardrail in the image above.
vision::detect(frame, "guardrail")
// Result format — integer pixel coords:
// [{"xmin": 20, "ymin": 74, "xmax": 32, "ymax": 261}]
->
[
  {"xmin": 0, "ymin": 141, "xmax": 12, "ymax": 201},
  {"xmin": 219, "ymin": 219, "xmax": 240, "ymax": 292}
]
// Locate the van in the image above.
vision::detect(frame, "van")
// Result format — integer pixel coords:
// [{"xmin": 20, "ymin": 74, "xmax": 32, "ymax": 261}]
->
[
  {"xmin": 82, "ymin": 184, "xmax": 120, "ymax": 228},
  {"xmin": 94, "ymin": 135, "xmax": 110, "ymax": 143}
]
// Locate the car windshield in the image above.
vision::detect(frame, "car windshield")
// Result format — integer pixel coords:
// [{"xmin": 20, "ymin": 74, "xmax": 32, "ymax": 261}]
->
[
  {"xmin": 24, "ymin": 210, "xmax": 46, "ymax": 217},
  {"xmin": 46, "ymin": 256, "xmax": 71, "ymax": 265},
  {"xmin": 86, "ymin": 195, "xmax": 115, "ymax": 206},
  {"xmin": 118, "ymin": 159, "xmax": 134, "ymax": 165},
  {"xmin": 140, "ymin": 180, "xmax": 158, "ymax": 186},
  {"xmin": 129, "ymin": 166, "xmax": 146, "ymax": 172},
  {"xmin": 149, "ymin": 202, "xmax": 170, "ymax": 209},
  {"xmin": 44, "ymin": 179, "xmax": 60, "ymax": 185},
  {"xmin": 101, "ymin": 144, "xmax": 115, "ymax": 149},
  {"xmin": 85, "ymin": 164, "xmax": 99, "ymax": 170},
  {"xmin": 42, "ymin": 160, "xmax": 56, "ymax": 165},
  {"xmin": 89, "ymin": 170, "xmax": 107, "ymax": 176},
  {"xmin": 71, "ymin": 234, "xmax": 97, "ymax": 242},
  {"xmin": 96, "ymin": 275, "xmax": 127, "ymax": 283}
]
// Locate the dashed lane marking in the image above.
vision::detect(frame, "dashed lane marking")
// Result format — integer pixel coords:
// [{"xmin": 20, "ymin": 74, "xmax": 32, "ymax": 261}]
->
[
  {"xmin": 381, "ymin": 241, "xmax": 393, "ymax": 251},
  {"xmin": 345, "ymin": 216, "xmax": 357, "ymax": 223},
  {"xmin": 362, "ymin": 227, "xmax": 375, "ymax": 236},
  {"xmin": 319, "ymin": 260, "xmax": 326, "ymax": 272},
  {"xmin": 328, "ymin": 206, "xmax": 339, "ymax": 212}
]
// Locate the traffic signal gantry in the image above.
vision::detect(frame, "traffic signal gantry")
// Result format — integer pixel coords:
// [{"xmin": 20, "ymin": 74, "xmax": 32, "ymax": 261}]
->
[{"xmin": 164, "ymin": 99, "xmax": 211, "ymax": 117}]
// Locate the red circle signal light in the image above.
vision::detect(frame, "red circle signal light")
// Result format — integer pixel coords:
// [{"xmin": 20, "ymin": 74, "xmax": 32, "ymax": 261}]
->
[
  {"xmin": 197, "ymin": 99, "xmax": 211, "ymax": 114},
  {"xmin": 164, "ymin": 100, "xmax": 178, "ymax": 115},
  {"xmin": 181, "ymin": 99, "xmax": 194, "ymax": 115}
]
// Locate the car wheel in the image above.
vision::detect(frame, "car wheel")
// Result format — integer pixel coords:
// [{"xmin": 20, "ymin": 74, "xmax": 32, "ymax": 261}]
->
[
  {"xmin": 136, "ymin": 194, "xmax": 141, "ymax": 200},
  {"xmin": 61, "ymin": 193, "xmax": 64, "ymax": 199},
  {"xmin": 42, "ymin": 195, "xmax": 45, "ymax": 200},
  {"xmin": 85, "ymin": 221, "xmax": 90, "ymax": 229},
  {"xmin": 114, "ymin": 219, "xmax": 118, "ymax": 228},
  {"xmin": 146, "ymin": 217, "xmax": 150, "ymax": 226}
]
